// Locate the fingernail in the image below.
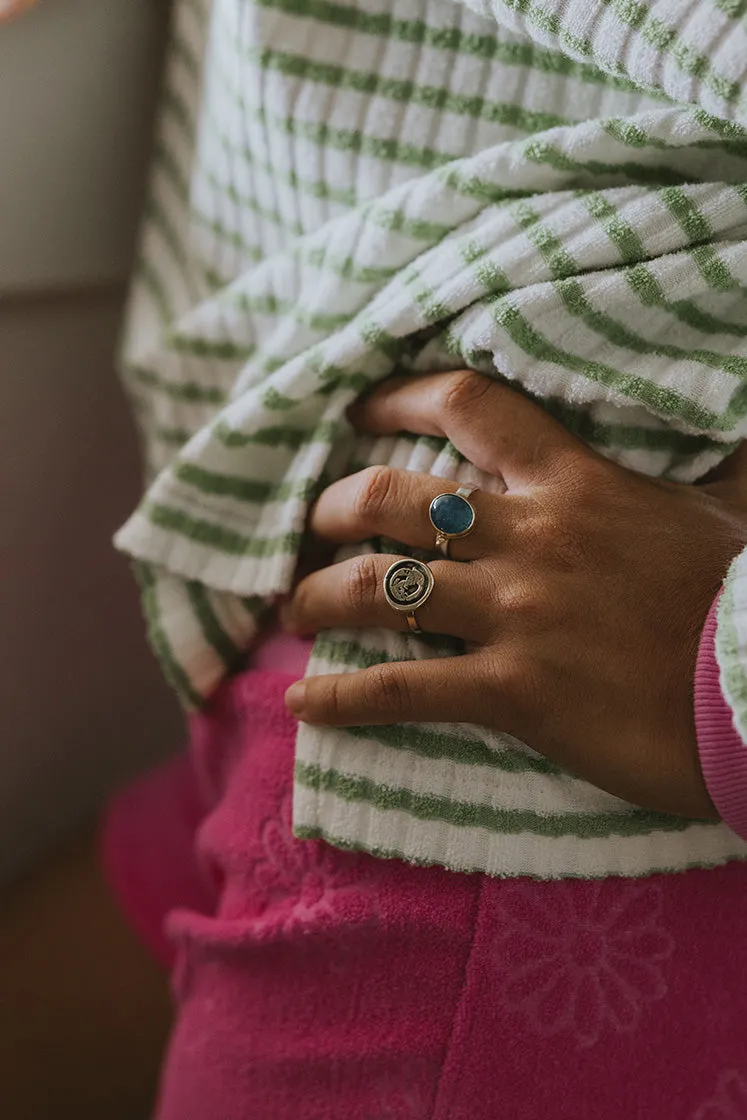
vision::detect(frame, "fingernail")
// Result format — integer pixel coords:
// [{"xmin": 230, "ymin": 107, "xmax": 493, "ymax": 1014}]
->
[{"xmin": 285, "ymin": 681, "xmax": 306, "ymax": 715}]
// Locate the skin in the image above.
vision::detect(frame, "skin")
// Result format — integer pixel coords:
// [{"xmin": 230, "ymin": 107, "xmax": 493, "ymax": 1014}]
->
[
  {"xmin": 4, "ymin": 371, "xmax": 747, "ymax": 1118},
  {"xmin": 14, "ymin": 1, "xmax": 745, "ymax": 1108},
  {"xmin": 283, "ymin": 370, "xmax": 747, "ymax": 820}
]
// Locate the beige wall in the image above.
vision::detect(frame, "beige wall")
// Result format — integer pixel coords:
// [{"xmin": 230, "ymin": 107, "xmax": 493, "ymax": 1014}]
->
[
  {"xmin": 0, "ymin": 0, "xmax": 170, "ymax": 291},
  {"xmin": 0, "ymin": 1, "xmax": 182, "ymax": 881}
]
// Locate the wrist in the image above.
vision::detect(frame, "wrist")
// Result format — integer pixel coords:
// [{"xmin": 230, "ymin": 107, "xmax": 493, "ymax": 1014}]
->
[{"xmin": 695, "ymin": 593, "xmax": 747, "ymax": 838}]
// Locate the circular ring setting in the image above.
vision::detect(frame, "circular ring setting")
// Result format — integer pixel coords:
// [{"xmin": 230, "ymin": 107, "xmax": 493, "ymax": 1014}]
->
[
  {"xmin": 383, "ymin": 558, "xmax": 435, "ymax": 635},
  {"xmin": 429, "ymin": 486, "xmax": 477, "ymax": 558}
]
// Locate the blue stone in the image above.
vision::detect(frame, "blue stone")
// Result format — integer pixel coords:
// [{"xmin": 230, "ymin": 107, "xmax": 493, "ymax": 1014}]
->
[{"xmin": 429, "ymin": 492, "xmax": 475, "ymax": 538}]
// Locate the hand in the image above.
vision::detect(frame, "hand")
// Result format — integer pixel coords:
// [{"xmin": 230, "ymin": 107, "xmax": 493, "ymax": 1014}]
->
[{"xmin": 283, "ymin": 371, "xmax": 747, "ymax": 819}]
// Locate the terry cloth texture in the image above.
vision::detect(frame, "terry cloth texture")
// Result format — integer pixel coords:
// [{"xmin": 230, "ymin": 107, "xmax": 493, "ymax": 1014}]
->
[
  {"xmin": 103, "ymin": 668, "xmax": 747, "ymax": 1120},
  {"xmin": 116, "ymin": 0, "xmax": 747, "ymax": 878}
]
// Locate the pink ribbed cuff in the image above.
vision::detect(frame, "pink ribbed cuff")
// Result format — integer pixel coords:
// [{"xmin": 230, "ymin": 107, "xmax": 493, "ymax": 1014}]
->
[{"xmin": 695, "ymin": 593, "xmax": 747, "ymax": 840}]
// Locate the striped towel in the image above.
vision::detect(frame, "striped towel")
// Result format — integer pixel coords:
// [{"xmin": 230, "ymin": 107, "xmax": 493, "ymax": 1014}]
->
[{"xmin": 116, "ymin": 0, "xmax": 747, "ymax": 878}]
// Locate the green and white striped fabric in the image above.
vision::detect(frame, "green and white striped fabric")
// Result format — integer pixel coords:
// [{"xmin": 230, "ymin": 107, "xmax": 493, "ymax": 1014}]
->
[
  {"xmin": 717, "ymin": 552, "xmax": 747, "ymax": 744},
  {"xmin": 117, "ymin": 0, "xmax": 747, "ymax": 877}
]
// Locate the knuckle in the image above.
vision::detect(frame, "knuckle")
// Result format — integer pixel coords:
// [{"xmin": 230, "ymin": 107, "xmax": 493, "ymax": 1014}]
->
[
  {"xmin": 353, "ymin": 465, "xmax": 395, "ymax": 528},
  {"xmin": 440, "ymin": 370, "xmax": 493, "ymax": 420},
  {"xmin": 566, "ymin": 456, "xmax": 617, "ymax": 507},
  {"xmin": 498, "ymin": 577, "xmax": 559, "ymax": 631},
  {"xmin": 319, "ymin": 676, "xmax": 345, "ymax": 723},
  {"xmin": 363, "ymin": 663, "xmax": 410, "ymax": 718},
  {"xmin": 513, "ymin": 497, "xmax": 593, "ymax": 575},
  {"xmin": 499, "ymin": 580, "xmax": 538, "ymax": 619},
  {"xmin": 513, "ymin": 507, "xmax": 551, "ymax": 548},
  {"xmin": 550, "ymin": 524, "xmax": 592, "ymax": 574},
  {"xmin": 345, "ymin": 554, "xmax": 381, "ymax": 613}
]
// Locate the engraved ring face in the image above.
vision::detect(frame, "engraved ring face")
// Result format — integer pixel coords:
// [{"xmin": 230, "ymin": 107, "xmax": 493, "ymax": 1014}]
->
[{"xmin": 383, "ymin": 559, "xmax": 435, "ymax": 613}]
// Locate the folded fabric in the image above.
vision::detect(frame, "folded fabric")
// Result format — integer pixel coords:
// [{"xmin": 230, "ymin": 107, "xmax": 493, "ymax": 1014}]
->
[{"xmin": 116, "ymin": 0, "xmax": 747, "ymax": 879}]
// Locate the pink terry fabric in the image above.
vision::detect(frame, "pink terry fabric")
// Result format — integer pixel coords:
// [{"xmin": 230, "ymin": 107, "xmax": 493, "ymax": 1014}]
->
[
  {"xmin": 249, "ymin": 625, "xmax": 314, "ymax": 677},
  {"xmin": 695, "ymin": 594, "xmax": 747, "ymax": 841},
  {"xmin": 101, "ymin": 753, "xmax": 214, "ymax": 969},
  {"xmin": 102, "ymin": 648, "xmax": 747, "ymax": 1120}
]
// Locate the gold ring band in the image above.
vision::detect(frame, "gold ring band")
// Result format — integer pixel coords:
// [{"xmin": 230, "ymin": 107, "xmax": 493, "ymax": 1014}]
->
[{"xmin": 406, "ymin": 612, "xmax": 422, "ymax": 635}]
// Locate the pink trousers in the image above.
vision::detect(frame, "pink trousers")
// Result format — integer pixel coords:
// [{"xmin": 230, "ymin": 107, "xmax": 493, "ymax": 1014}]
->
[{"xmin": 103, "ymin": 669, "xmax": 747, "ymax": 1120}]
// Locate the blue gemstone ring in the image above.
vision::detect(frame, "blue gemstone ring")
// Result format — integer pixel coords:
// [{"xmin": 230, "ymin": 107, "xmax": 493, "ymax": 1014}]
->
[{"xmin": 429, "ymin": 486, "xmax": 478, "ymax": 558}]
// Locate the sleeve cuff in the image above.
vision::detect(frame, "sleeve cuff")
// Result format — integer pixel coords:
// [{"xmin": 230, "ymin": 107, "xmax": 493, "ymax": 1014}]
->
[{"xmin": 695, "ymin": 592, "xmax": 747, "ymax": 840}]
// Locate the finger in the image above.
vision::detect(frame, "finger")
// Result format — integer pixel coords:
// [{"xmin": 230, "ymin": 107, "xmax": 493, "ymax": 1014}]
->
[
  {"xmin": 310, "ymin": 465, "xmax": 515, "ymax": 560},
  {"xmin": 284, "ymin": 554, "xmax": 494, "ymax": 643},
  {"xmin": 285, "ymin": 652, "xmax": 497, "ymax": 726},
  {"xmin": 350, "ymin": 371, "xmax": 588, "ymax": 488}
]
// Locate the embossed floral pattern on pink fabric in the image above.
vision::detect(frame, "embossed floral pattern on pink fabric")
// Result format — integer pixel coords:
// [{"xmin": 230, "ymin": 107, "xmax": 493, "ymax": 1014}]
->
[
  {"xmin": 247, "ymin": 796, "xmax": 362, "ymax": 932},
  {"xmin": 694, "ymin": 1071, "xmax": 747, "ymax": 1120},
  {"xmin": 106, "ymin": 665, "xmax": 747, "ymax": 1120},
  {"xmin": 495, "ymin": 879, "xmax": 674, "ymax": 1048}
]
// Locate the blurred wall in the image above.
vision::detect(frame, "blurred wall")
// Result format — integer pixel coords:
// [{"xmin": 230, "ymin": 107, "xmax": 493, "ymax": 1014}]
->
[
  {"xmin": 0, "ymin": 0, "xmax": 170, "ymax": 291},
  {"xmin": 0, "ymin": 0, "xmax": 182, "ymax": 882}
]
